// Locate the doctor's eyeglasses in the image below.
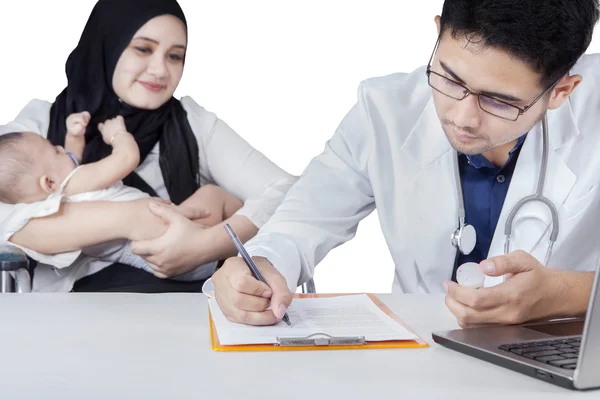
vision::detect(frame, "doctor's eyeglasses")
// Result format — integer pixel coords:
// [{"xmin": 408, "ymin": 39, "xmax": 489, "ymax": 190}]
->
[{"xmin": 425, "ymin": 38, "xmax": 558, "ymax": 122}]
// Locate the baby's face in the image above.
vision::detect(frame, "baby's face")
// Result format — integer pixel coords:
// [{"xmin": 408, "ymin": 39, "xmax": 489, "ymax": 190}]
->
[{"xmin": 25, "ymin": 133, "xmax": 77, "ymax": 186}]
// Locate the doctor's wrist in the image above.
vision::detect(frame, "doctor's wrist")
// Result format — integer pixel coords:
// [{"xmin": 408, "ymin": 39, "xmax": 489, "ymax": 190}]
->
[{"xmin": 546, "ymin": 269, "xmax": 594, "ymax": 318}]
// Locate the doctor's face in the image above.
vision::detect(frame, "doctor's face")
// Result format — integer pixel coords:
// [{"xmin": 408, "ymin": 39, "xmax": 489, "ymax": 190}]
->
[
  {"xmin": 429, "ymin": 32, "xmax": 550, "ymax": 156},
  {"xmin": 112, "ymin": 15, "xmax": 187, "ymax": 110}
]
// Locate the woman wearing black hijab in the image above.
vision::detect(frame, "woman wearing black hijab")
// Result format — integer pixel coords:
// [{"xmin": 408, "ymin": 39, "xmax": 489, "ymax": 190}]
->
[
  {"xmin": 0, "ymin": 0, "xmax": 296, "ymax": 293},
  {"xmin": 48, "ymin": 0, "xmax": 199, "ymax": 206}
]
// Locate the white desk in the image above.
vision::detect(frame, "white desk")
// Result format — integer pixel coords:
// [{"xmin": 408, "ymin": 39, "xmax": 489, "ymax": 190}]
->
[{"xmin": 0, "ymin": 293, "xmax": 595, "ymax": 399}]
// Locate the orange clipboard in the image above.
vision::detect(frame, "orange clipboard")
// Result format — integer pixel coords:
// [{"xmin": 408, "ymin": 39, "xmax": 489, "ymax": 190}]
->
[{"xmin": 209, "ymin": 293, "xmax": 429, "ymax": 352}]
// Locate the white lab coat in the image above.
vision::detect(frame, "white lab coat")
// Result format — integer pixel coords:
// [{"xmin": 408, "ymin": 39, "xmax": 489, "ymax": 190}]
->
[{"xmin": 242, "ymin": 53, "xmax": 600, "ymax": 294}]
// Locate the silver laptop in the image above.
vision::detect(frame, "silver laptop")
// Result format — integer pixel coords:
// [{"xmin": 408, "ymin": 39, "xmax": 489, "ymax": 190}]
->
[{"xmin": 432, "ymin": 262, "xmax": 600, "ymax": 390}]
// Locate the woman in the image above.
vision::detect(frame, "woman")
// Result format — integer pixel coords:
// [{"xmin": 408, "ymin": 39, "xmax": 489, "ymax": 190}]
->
[{"xmin": 0, "ymin": 0, "xmax": 296, "ymax": 292}]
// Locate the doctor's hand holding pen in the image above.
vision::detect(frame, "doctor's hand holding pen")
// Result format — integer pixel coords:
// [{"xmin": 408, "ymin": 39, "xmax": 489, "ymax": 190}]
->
[{"xmin": 213, "ymin": 255, "xmax": 293, "ymax": 326}]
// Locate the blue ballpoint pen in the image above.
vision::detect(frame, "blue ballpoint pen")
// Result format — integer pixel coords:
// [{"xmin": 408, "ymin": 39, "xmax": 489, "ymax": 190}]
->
[{"xmin": 224, "ymin": 224, "xmax": 292, "ymax": 327}]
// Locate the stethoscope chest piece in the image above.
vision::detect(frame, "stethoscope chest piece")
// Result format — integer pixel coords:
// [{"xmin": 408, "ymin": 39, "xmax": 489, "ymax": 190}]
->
[{"xmin": 451, "ymin": 223, "xmax": 476, "ymax": 255}]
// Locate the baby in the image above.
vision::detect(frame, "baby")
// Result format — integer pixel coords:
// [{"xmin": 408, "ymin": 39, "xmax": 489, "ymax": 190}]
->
[{"xmin": 0, "ymin": 112, "xmax": 242, "ymax": 280}]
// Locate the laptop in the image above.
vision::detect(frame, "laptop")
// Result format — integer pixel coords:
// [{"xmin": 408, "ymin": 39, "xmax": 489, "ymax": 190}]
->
[{"xmin": 432, "ymin": 262, "xmax": 600, "ymax": 390}]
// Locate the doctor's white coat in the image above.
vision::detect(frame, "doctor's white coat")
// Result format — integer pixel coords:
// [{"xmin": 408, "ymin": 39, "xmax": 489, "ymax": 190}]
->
[{"xmin": 243, "ymin": 53, "xmax": 600, "ymax": 294}]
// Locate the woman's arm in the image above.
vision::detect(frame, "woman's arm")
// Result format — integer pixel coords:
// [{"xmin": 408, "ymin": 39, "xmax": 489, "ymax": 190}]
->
[
  {"xmin": 128, "ymin": 97, "xmax": 298, "ymax": 276},
  {"xmin": 0, "ymin": 99, "xmax": 51, "ymax": 138},
  {"xmin": 130, "ymin": 204, "xmax": 257, "ymax": 277}
]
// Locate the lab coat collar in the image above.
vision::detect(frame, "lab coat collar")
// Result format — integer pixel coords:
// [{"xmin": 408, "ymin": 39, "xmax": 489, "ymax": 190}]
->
[
  {"xmin": 401, "ymin": 97, "xmax": 450, "ymax": 169},
  {"xmin": 547, "ymin": 97, "xmax": 581, "ymax": 151}
]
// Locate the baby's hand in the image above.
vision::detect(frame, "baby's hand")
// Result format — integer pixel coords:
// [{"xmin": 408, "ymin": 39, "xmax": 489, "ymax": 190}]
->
[
  {"xmin": 97, "ymin": 115, "xmax": 131, "ymax": 145},
  {"xmin": 66, "ymin": 111, "xmax": 91, "ymax": 137}
]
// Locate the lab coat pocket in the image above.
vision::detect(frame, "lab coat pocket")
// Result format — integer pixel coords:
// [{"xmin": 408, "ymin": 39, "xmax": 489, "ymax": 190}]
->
[{"xmin": 559, "ymin": 185, "xmax": 599, "ymax": 221}]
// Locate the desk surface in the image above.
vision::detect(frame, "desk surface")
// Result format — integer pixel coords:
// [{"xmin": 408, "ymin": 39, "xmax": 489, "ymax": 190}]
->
[{"xmin": 0, "ymin": 293, "xmax": 595, "ymax": 400}]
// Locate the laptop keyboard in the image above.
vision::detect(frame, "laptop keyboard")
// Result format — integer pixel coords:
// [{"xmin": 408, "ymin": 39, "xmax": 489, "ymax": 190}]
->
[{"xmin": 498, "ymin": 336, "xmax": 581, "ymax": 370}]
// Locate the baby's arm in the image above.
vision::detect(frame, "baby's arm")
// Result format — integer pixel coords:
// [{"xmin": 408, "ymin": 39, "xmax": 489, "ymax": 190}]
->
[
  {"xmin": 64, "ymin": 112, "xmax": 90, "ymax": 163},
  {"xmin": 63, "ymin": 116, "xmax": 140, "ymax": 197}
]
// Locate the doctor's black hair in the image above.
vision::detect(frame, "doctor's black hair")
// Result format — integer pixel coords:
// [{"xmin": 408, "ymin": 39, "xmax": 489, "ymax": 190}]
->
[{"xmin": 440, "ymin": 0, "xmax": 600, "ymax": 88}]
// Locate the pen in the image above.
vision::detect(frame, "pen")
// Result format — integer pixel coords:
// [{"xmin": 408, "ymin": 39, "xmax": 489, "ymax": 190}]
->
[{"xmin": 223, "ymin": 224, "xmax": 292, "ymax": 327}]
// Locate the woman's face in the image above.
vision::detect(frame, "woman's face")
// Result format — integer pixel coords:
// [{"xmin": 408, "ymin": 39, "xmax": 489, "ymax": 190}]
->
[{"xmin": 112, "ymin": 14, "xmax": 187, "ymax": 109}]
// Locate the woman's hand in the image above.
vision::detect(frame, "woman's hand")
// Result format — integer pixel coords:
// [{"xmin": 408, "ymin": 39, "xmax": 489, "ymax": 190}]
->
[{"xmin": 130, "ymin": 201, "xmax": 209, "ymax": 278}]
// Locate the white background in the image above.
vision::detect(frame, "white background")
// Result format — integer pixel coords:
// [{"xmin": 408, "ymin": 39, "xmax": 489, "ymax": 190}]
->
[{"xmin": 1, "ymin": 1, "xmax": 599, "ymax": 293}]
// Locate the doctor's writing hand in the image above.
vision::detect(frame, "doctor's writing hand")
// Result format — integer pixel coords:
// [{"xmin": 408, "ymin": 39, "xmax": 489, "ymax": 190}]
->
[
  {"xmin": 213, "ymin": 256, "xmax": 293, "ymax": 326},
  {"xmin": 443, "ymin": 250, "xmax": 567, "ymax": 328}
]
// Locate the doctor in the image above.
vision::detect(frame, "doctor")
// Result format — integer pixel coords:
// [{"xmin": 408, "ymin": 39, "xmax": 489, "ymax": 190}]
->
[{"xmin": 211, "ymin": 0, "xmax": 600, "ymax": 327}]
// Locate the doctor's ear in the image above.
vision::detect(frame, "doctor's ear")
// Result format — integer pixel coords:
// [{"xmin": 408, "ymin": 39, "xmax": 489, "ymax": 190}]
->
[
  {"xmin": 434, "ymin": 15, "xmax": 441, "ymax": 35},
  {"xmin": 547, "ymin": 74, "xmax": 582, "ymax": 110},
  {"xmin": 39, "ymin": 175, "xmax": 58, "ymax": 194}
]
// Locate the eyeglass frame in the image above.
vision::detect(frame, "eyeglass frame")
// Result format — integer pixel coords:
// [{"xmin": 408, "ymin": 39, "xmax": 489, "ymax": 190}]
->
[{"xmin": 425, "ymin": 36, "xmax": 560, "ymax": 121}]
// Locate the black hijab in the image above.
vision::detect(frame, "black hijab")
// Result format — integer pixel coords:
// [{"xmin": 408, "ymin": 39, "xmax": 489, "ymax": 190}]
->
[{"xmin": 47, "ymin": 0, "xmax": 199, "ymax": 205}]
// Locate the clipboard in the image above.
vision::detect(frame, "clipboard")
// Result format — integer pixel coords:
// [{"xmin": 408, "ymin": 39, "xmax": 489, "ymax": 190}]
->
[{"xmin": 209, "ymin": 293, "xmax": 429, "ymax": 352}]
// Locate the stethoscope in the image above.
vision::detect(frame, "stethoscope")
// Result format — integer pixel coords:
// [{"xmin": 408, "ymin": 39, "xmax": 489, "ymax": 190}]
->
[{"xmin": 451, "ymin": 114, "xmax": 560, "ymax": 270}]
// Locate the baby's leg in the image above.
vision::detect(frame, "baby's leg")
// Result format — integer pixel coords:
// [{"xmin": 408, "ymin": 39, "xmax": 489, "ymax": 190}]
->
[
  {"xmin": 179, "ymin": 184, "xmax": 242, "ymax": 226},
  {"xmin": 222, "ymin": 189, "xmax": 243, "ymax": 219}
]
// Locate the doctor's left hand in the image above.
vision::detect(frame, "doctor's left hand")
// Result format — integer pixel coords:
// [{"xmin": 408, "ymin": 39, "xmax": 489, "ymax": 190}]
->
[{"xmin": 443, "ymin": 250, "xmax": 564, "ymax": 328}]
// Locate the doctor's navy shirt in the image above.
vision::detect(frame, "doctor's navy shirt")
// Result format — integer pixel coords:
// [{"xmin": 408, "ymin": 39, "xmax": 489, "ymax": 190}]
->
[{"xmin": 453, "ymin": 134, "xmax": 527, "ymax": 281}]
